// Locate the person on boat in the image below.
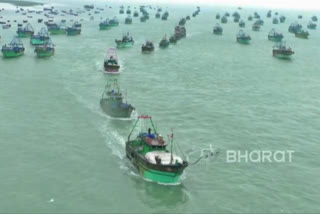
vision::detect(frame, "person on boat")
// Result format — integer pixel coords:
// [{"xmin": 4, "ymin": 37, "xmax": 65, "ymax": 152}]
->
[{"xmin": 148, "ymin": 128, "xmax": 151, "ymax": 135}]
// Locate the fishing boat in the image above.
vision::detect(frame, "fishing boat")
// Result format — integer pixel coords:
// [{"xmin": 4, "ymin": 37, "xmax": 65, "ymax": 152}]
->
[
  {"xmin": 280, "ymin": 15, "xmax": 286, "ymax": 23},
  {"xmin": 161, "ymin": 13, "xmax": 168, "ymax": 20},
  {"xmin": 155, "ymin": 12, "xmax": 160, "ymax": 18},
  {"xmin": 30, "ymin": 28, "xmax": 50, "ymax": 45},
  {"xmin": 99, "ymin": 19, "xmax": 111, "ymax": 30},
  {"xmin": 248, "ymin": 15, "xmax": 253, "ymax": 21},
  {"xmin": 239, "ymin": 20, "xmax": 245, "ymax": 27},
  {"xmin": 295, "ymin": 29, "xmax": 309, "ymax": 39},
  {"xmin": 233, "ymin": 16, "xmax": 240, "ymax": 23},
  {"xmin": 17, "ymin": 23, "xmax": 34, "ymax": 37},
  {"xmin": 142, "ymin": 40, "xmax": 155, "ymax": 52},
  {"xmin": 236, "ymin": 30, "xmax": 251, "ymax": 44},
  {"xmin": 252, "ymin": 21, "xmax": 261, "ymax": 31},
  {"xmin": 213, "ymin": 23, "xmax": 223, "ymax": 35},
  {"xmin": 216, "ymin": 13, "xmax": 220, "ymax": 19},
  {"xmin": 34, "ymin": 39, "xmax": 55, "ymax": 58},
  {"xmin": 174, "ymin": 25, "xmax": 186, "ymax": 39},
  {"xmin": 119, "ymin": 9, "xmax": 124, "ymax": 14},
  {"xmin": 254, "ymin": 12, "xmax": 260, "ymax": 19},
  {"xmin": 66, "ymin": 22, "xmax": 81, "ymax": 35},
  {"xmin": 1, "ymin": 36, "xmax": 25, "ymax": 58},
  {"xmin": 48, "ymin": 22, "xmax": 66, "ymax": 34},
  {"xmin": 307, "ymin": 21, "xmax": 317, "ymax": 30},
  {"xmin": 2, "ymin": 24, "xmax": 10, "ymax": 29},
  {"xmin": 115, "ymin": 33, "xmax": 134, "ymax": 48},
  {"xmin": 109, "ymin": 17, "xmax": 119, "ymax": 26},
  {"xmin": 169, "ymin": 34, "xmax": 178, "ymax": 44},
  {"xmin": 272, "ymin": 17, "xmax": 279, "ymax": 24},
  {"xmin": 38, "ymin": 19, "xmax": 43, "ymax": 23},
  {"xmin": 273, "ymin": 41, "xmax": 294, "ymax": 59},
  {"xmin": 298, "ymin": 15, "xmax": 302, "ymax": 19},
  {"xmin": 159, "ymin": 35, "xmax": 169, "ymax": 48},
  {"xmin": 125, "ymin": 16, "xmax": 132, "ymax": 24},
  {"xmin": 140, "ymin": 15, "xmax": 147, "ymax": 22},
  {"xmin": 256, "ymin": 19, "xmax": 264, "ymax": 25},
  {"xmin": 104, "ymin": 48, "xmax": 120, "ymax": 73},
  {"xmin": 267, "ymin": 10, "xmax": 272, "ymax": 18},
  {"xmin": 126, "ymin": 8, "xmax": 131, "ymax": 15},
  {"xmin": 186, "ymin": 16, "xmax": 190, "ymax": 20},
  {"xmin": 289, "ymin": 22, "xmax": 302, "ymax": 33},
  {"xmin": 133, "ymin": 11, "xmax": 139, "ymax": 17},
  {"xmin": 311, "ymin": 16, "xmax": 318, "ymax": 22},
  {"xmin": 268, "ymin": 29, "xmax": 284, "ymax": 42},
  {"xmin": 179, "ymin": 18, "xmax": 186, "ymax": 26},
  {"xmin": 126, "ymin": 115, "xmax": 188, "ymax": 184},
  {"xmin": 100, "ymin": 80, "xmax": 135, "ymax": 118},
  {"xmin": 221, "ymin": 16, "xmax": 228, "ymax": 23},
  {"xmin": 84, "ymin": 5, "xmax": 94, "ymax": 10}
]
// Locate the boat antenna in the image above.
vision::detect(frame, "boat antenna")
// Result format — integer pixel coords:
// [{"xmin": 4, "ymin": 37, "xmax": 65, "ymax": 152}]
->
[
  {"xmin": 127, "ymin": 117, "xmax": 140, "ymax": 141},
  {"xmin": 169, "ymin": 129, "xmax": 174, "ymax": 164}
]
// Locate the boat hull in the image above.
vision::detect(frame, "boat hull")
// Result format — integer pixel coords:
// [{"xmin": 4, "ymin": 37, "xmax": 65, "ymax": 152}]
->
[
  {"xmin": 237, "ymin": 38, "xmax": 251, "ymax": 44},
  {"xmin": 67, "ymin": 29, "xmax": 81, "ymax": 35},
  {"xmin": 2, "ymin": 50, "xmax": 24, "ymax": 58},
  {"xmin": 99, "ymin": 25, "xmax": 111, "ymax": 30},
  {"xmin": 268, "ymin": 36, "xmax": 283, "ymax": 42},
  {"xmin": 116, "ymin": 41, "xmax": 134, "ymax": 48},
  {"xmin": 126, "ymin": 142, "xmax": 187, "ymax": 184},
  {"xmin": 295, "ymin": 34, "xmax": 309, "ymax": 39},
  {"xmin": 35, "ymin": 49, "xmax": 54, "ymax": 58},
  {"xmin": 17, "ymin": 31, "xmax": 33, "ymax": 38},
  {"xmin": 31, "ymin": 39, "xmax": 49, "ymax": 45},
  {"xmin": 49, "ymin": 29, "xmax": 66, "ymax": 35},
  {"xmin": 100, "ymin": 99, "xmax": 134, "ymax": 118},
  {"xmin": 273, "ymin": 50, "xmax": 294, "ymax": 59},
  {"xmin": 104, "ymin": 65, "xmax": 120, "ymax": 74}
]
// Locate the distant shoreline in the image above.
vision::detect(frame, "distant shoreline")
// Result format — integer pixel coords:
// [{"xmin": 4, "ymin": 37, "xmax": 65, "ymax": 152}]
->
[{"xmin": 0, "ymin": 0, "xmax": 43, "ymax": 7}]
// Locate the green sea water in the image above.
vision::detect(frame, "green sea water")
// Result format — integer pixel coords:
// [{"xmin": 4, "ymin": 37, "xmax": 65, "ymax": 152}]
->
[{"xmin": 0, "ymin": 0, "xmax": 320, "ymax": 213}]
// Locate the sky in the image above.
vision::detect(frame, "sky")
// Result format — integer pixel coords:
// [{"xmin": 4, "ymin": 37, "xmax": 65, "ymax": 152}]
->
[{"xmin": 108, "ymin": 0, "xmax": 320, "ymax": 10}]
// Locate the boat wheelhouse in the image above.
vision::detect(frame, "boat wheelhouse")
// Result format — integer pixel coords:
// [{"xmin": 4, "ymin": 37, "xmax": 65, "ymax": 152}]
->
[
  {"xmin": 104, "ymin": 48, "xmax": 120, "ymax": 73},
  {"xmin": 252, "ymin": 21, "xmax": 261, "ymax": 31},
  {"xmin": 126, "ymin": 115, "xmax": 188, "ymax": 184},
  {"xmin": 1, "ymin": 36, "xmax": 25, "ymax": 58},
  {"xmin": 280, "ymin": 15, "xmax": 286, "ymax": 23}
]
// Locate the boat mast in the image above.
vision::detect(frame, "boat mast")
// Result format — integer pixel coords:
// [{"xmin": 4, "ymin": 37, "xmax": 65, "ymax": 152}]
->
[{"xmin": 170, "ymin": 129, "xmax": 174, "ymax": 164}]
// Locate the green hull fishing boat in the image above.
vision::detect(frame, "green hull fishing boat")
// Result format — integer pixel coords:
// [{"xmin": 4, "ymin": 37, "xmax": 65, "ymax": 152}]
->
[
  {"xmin": 268, "ymin": 29, "xmax": 284, "ymax": 42},
  {"xmin": 66, "ymin": 22, "xmax": 81, "ymax": 36},
  {"xmin": 126, "ymin": 115, "xmax": 188, "ymax": 184},
  {"xmin": 115, "ymin": 33, "xmax": 134, "ymax": 48},
  {"xmin": 159, "ymin": 35, "xmax": 170, "ymax": 48},
  {"xmin": 48, "ymin": 23, "xmax": 66, "ymax": 35},
  {"xmin": 1, "ymin": 36, "xmax": 25, "ymax": 58},
  {"xmin": 237, "ymin": 30, "xmax": 251, "ymax": 44},
  {"xmin": 109, "ymin": 17, "xmax": 119, "ymax": 27},
  {"xmin": 99, "ymin": 19, "xmax": 111, "ymax": 30},
  {"xmin": 34, "ymin": 39, "xmax": 55, "ymax": 58},
  {"xmin": 17, "ymin": 23, "xmax": 34, "ymax": 38},
  {"xmin": 31, "ymin": 28, "xmax": 50, "ymax": 45},
  {"xmin": 273, "ymin": 41, "xmax": 294, "ymax": 59}
]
